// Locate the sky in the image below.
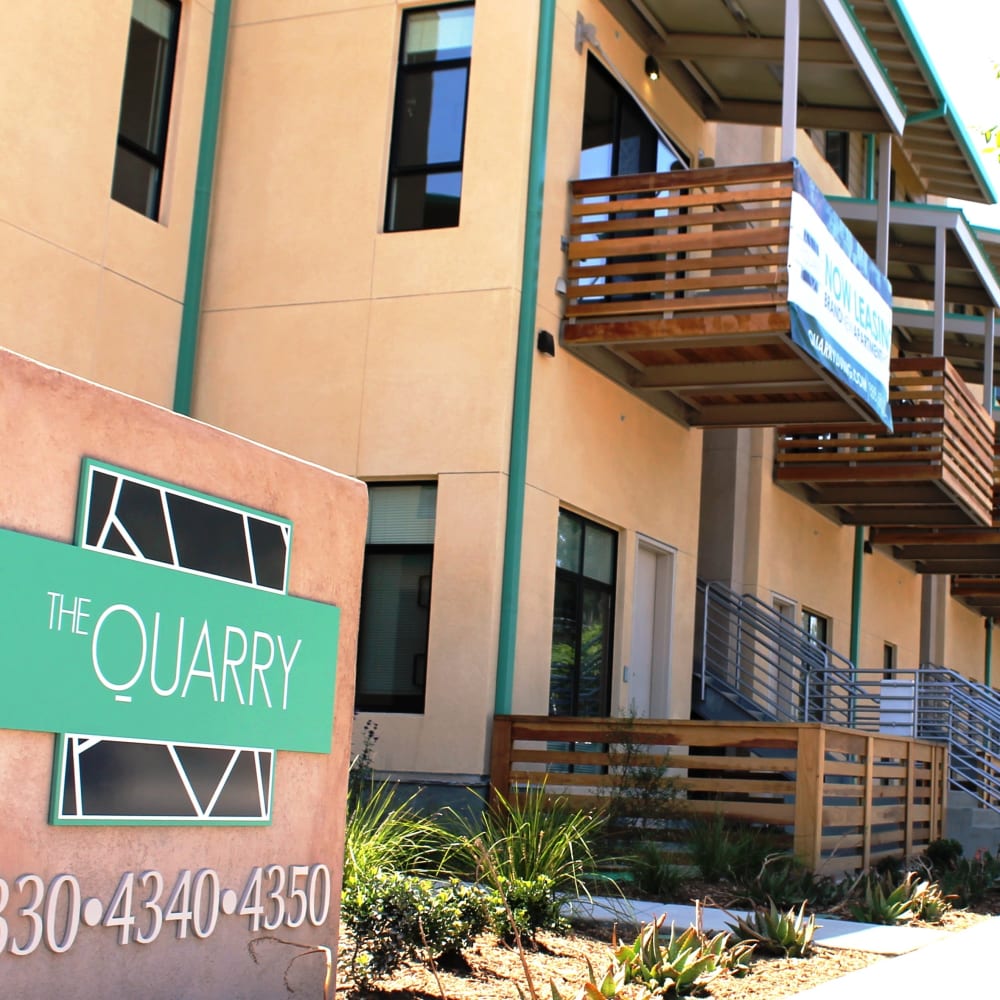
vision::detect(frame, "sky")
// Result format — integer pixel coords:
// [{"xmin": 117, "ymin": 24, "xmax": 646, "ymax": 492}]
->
[{"xmin": 901, "ymin": 0, "xmax": 1000, "ymax": 226}]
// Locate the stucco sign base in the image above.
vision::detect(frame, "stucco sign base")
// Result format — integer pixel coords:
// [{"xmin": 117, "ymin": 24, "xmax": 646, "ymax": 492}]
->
[{"xmin": 0, "ymin": 349, "xmax": 365, "ymax": 999}]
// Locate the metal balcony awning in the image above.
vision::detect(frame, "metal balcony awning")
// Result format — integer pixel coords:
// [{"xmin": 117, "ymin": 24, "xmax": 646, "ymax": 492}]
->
[
  {"xmin": 605, "ymin": 0, "xmax": 997, "ymax": 203},
  {"xmin": 831, "ymin": 198, "xmax": 1000, "ymax": 385}
]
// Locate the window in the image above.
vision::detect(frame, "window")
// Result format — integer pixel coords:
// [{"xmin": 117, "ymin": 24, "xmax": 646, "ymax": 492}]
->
[
  {"xmin": 355, "ymin": 484, "xmax": 437, "ymax": 712},
  {"xmin": 549, "ymin": 510, "xmax": 617, "ymax": 717},
  {"xmin": 883, "ymin": 642, "xmax": 897, "ymax": 679},
  {"xmin": 802, "ymin": 608, "xmax": 829, "ymax": 722},
  {"xmin": 578, "ymin": 58, "xmax": 687, "ymax": 302},
  {"xmin": 111, "ymin": 0, "xmax": 181, "ymax": 219},
  {"xmin": 823, "ymin": 131, "xmax": 850, "ymax": 187},
  {"xmin": 384, "ymin": 4, "xmax": 474, "ymax": 232},
  {"xmin": 580, "ymin": 58, "xmax": 685, "ymax": 180}
]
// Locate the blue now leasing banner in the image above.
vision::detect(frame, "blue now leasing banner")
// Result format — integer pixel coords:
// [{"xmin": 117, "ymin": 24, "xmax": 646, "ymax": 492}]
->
[{"xmin": 787, "ymin": 162, "xmax": 893, "ymax": 430}]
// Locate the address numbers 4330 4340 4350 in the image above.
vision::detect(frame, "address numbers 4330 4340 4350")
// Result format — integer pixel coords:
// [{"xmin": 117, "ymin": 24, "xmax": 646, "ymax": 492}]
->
[{"xmin": 0, "ymin": 863, "xmax": 332, "ymax": 956}]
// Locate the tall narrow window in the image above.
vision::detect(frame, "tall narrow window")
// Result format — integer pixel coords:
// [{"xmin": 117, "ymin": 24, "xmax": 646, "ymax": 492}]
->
[
  {"xmin": 549, "ymin": 510, "xmax": 617, "ymax": 717},
  {"xmin": 823, "ymin": 130, "xmax": 850, "ymax": 187},
  {"xmin": 111, "ymin": 0, "xmax": 181, "ymax": 219},
  {"xmin": 578, "ymin": 58, "xmax": 687, "ymax": 302},
  {"xmin": 802, "ymin": 608, "xmax": 829, "ymax": 722},
  {"xmin": 355, "ymin": 484, "xmax": 437, "ymax": 713},
  {"xmin": 385, "ymin": 4, "xmax": 474, "ymax": 232}
]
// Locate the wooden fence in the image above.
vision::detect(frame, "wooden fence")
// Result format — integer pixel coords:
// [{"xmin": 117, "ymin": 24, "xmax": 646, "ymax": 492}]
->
[{"xmin": 490, "ymin": 716, "xmax": 947, "ymax": 875}]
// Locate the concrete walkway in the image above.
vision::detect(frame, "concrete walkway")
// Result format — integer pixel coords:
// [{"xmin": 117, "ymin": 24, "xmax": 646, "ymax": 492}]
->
[{"xmin": 569, "ymin": 895, "xmax": 1000, "ymax": 995}]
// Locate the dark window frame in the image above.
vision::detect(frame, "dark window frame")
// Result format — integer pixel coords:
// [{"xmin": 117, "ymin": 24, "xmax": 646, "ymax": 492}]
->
[
  {"xmin": 384, "ymin": 2, "xmax": 474, "ymax": 233},
  {"xmin": 354, "ymin": 483, "xmax": 437, "ymax": 714},
  {"xmin": 111, "ymin": 0, "xmax": 181, "ymax": 220},
  {"xmin": 824, "ymin": 130, "xmax": 850, "ymax": 187},
  {"xmin": 549, "ymin": 509, "xmax": 618, "ymax": 718}
]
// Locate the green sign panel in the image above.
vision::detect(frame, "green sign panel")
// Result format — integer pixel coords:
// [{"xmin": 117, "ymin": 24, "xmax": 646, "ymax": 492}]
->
[{"xmin": 0, "ymin": 527, "xmax": 339, "ymax": 753}]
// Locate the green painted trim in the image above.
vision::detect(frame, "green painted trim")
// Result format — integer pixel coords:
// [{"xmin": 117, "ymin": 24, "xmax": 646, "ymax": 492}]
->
[
  {"xmin": 987, "ymin": 618, "xmax": 994, "ymax": 688},
  {"xmin": 849, "ymin": 527, "xmax": 863, "ymax": 666},
  {"xmin": 865, "ymin": 134, "xmax": 875, "ymax": 200},
  {"xmin": 885, "ymin": 0, "xmax": 998, "ymax": 204},
  {"xmin": 495, "ymin": 0, "xmax": 556, "ymax": 717},
  {"xmin": 173, "ymin": 0, "xmax": 233, "ymax": 416},
  {"xmin": 908, "ymin": 104, "xmax": 947, "ymax": 125}
]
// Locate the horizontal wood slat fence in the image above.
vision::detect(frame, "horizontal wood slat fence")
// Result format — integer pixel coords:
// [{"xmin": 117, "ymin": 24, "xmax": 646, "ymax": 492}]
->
[{"xmin": 490, "ymin": 717, "xmax": 947, "ymax": 876}]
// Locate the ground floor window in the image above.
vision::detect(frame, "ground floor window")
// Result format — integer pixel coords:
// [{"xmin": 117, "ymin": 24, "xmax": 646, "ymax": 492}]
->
[
  {"xmin": 802, "ymin": 607, "xmax": 829, "ymax": 722},
  {"xmin": 549, "ymin": 510, "xmax": 617, "ymax": 717},
  {"xmin": 355, "ymin": 483, "xmax": 436, "ymax": 713}
]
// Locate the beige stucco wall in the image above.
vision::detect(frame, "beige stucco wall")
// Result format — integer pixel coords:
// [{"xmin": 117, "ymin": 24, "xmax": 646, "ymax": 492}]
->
[
  {"xmin": 196, "ymin": 0, "xmax": 710, "ymax": 783},
  {"xmin": 7, "ymin": 0, "xmax": 993, "ymax": 794},
  {"xmin": 0, "ymin": 350, "xmax": 364, "ymax": 998},
  {"xmin": 1, "ymin": 1, "xmax": 212, "ymax": 405},
  {"xmin": 944, "ymin": 594, "xmax": 989, "ymax": 682}
]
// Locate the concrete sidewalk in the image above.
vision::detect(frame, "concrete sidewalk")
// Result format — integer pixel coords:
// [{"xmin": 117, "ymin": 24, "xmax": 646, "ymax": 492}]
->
[{"xmin": 569, "ymin": 895, "xmax": 1000, "ymax": 995}]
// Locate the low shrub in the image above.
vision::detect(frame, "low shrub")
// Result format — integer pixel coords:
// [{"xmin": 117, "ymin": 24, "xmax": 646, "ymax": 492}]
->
[
  {"xmin": 628, "ymin": 841, "xmax": 685, "ymax": 900},
  {"xmin": 339, "ymin": 871, "xmax": 489, "ymax": 989},
  {"xmin": 443, "ymin": 785, "xmax": 607, "ymax": 941},
  {"xmin": 684, "ymin": 814, "xmax": 781, "ymax": 883},
  {"xmin": 732, "ymin": 853, "xmax": 846, "ymax": 912},
  {"xmin": 936, "ymin": 850, "xmax": 1000, "ymax": 907}
]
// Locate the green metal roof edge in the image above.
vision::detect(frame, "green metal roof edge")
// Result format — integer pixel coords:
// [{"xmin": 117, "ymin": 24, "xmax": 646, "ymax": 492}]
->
[
  {"xmin": 884, "ymin": 0, "xmax": 999, "ymax": 204},
  {"xmin": 836, "ymin": 0, "xmax": 907, "ymax": 116},
  {"xmin": 894, "ymin": 305, "xmax": 991, "ymax": 322},
  {"xmin": 828, "ymin": 195, "xmax": 965, "ymax": 216}
]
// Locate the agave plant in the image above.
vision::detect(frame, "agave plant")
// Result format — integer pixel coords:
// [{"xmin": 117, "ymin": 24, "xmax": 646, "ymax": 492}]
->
[
  {"xmin": 610, "ymin": 916, "xmax": 754, "ymax": 997},
  {"xmin": 848, "ymin": 870, "xmax": 930, "ymax": 925},
  {"xmin": 727, "ymin": 900, "xmax": 817, "ymax": 957}
]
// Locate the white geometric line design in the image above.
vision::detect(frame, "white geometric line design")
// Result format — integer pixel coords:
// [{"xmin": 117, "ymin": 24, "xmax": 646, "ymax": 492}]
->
[
  {"xmin": 160, "ymin": 485, "xmax": 180, "ymax": 568},
  {"xmin": 58, "ymin": 462, "xmax": 290, "ymax": 824},
  {"xmin": 95, "ymin": 475, "xmax": 125, "ymax": 550},
  {"xmin": 243, "ymin": 513, "xmax": 258, "ymax": 587},
  {"xmin": 59, "ymin": 734, "xmax": 275, "ymax": 822},
  {"xmin": 204, "ymin": 750, "xmax": 242, "ymax": 816},
  {"xmin": 167, "ymin": 743, "xmax": 206, "ymax": 818},
  {"xmin": 255, "ymin": 751, "xmax": 267, "ymax": 818},
  {"xmin": 82, "ymin": 466, "xmax": 289, "ymax": 594}
]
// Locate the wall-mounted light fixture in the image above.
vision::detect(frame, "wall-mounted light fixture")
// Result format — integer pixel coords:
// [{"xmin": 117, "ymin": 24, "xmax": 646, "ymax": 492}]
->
[
  {"xmin": 645, "ymin": 55, "xmax": 660, "ymax": 81},
  {"xmin": 537, "ymin": 330, "xmax": 556, "ymax": 357}
]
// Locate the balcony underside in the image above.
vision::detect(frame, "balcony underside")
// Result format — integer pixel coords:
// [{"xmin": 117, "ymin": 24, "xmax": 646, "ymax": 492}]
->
[
  {"xmin": 775, "ymin": 357, "xmax": 995, "ymax": 528},
  {"xmin": 562, "ymin": 162, "xmax": 886, "ymax": 429},
  {"xmin": 563, "ymin": 312, "xmax": 876, "ymax": 427}
]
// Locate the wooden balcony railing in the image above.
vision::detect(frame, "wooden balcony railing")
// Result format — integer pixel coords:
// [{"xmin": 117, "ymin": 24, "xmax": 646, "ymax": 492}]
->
[
  {"xmin": 774, "ymin": 356, "xmax": 994, "ymax": 527},
  {"xmin": 866, "ymin": 418, "xmax": 1000, "ymax": 599},
  {"xmin": 561, "ymin": 161, "xmax": 884, "ymax": 428},
  {"xmin": 491, "ymin": 716, "xmax": 946, "ymax": 876}
]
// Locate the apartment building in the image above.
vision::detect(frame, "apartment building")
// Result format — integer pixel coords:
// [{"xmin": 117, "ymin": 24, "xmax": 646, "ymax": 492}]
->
[{"xmin": 5, "ymin": 0, "xmax": 1000, "ymax": 806}]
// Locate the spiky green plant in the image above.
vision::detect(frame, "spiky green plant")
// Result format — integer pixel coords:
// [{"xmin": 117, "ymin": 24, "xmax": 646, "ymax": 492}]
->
[
  {"xmin": 441, "ymin": 785, "xmax": 607, "ymax": 942},
  {"xmin": 727, "ymin": 900, "xmax": 817, "ymax": 957},
  {"xmin": 445, "ymin": 785, "xmax": 605, "ymax": 888},
  {"xmin": 342, "ymin": 779, "xmax": 448, "ymax": 883},
  {"xmin": 611, "ymin": 917, "xmax": 754, "ymax": 996},
  {"xmin": 848, "ymin": 870, "xmax": 937, "ymax": 925}
]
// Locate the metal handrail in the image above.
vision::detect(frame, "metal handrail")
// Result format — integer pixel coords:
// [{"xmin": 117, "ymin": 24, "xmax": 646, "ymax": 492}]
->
[{"xmin": 697, "ymin": 581, "xmax": 1000, "ymax": 814}]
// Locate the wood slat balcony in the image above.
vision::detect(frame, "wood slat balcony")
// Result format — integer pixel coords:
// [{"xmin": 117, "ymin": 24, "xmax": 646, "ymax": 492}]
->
[
  {"xmin": 774, "ymin": 356, "xmax": 994, "ymax": 527},
  {"xmin": 561, "ymin": 161, "xmax": 884, "ymax": 428},
  {"xmin": 868, "ymin": 425, "xmax": 1000, "ymax": 595}
]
